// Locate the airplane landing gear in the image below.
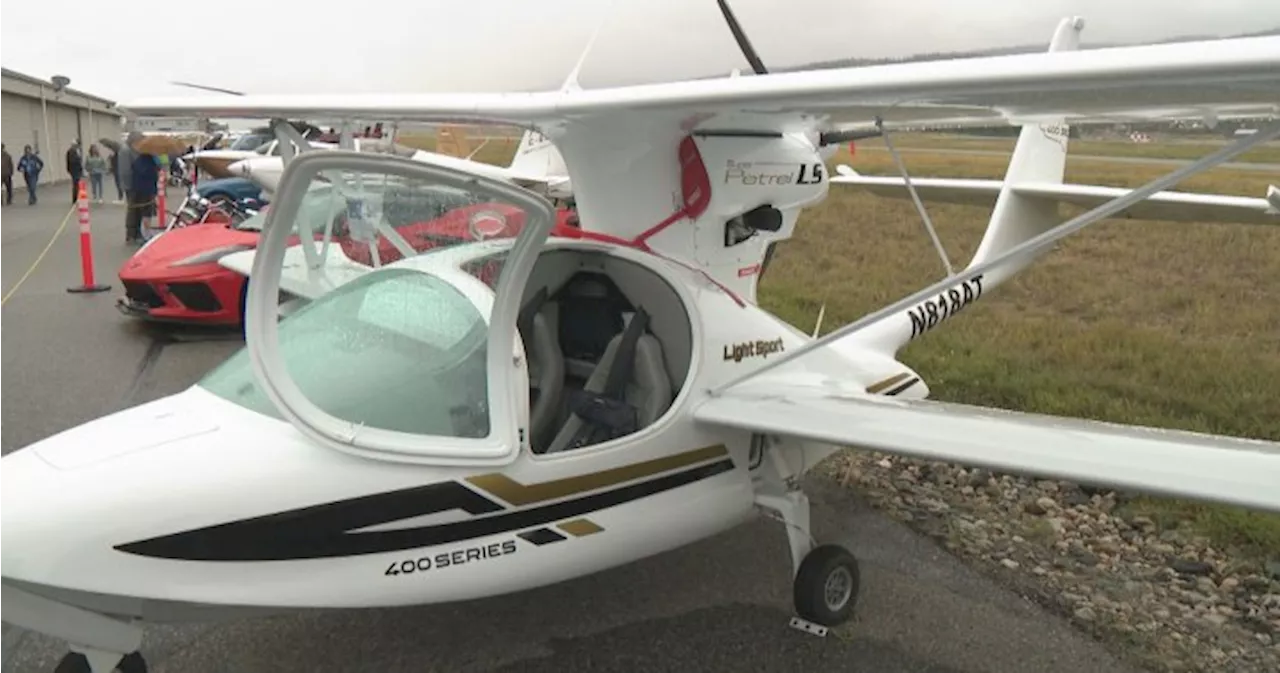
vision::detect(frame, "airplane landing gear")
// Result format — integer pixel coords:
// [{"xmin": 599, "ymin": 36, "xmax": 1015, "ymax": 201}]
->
[
  {"xmin": 2, "ymin": 585, "xmax": 146, "ymax": 673},
  {"xmin": 54, "ymin": 650, "xmax": 146, "ymax": 673},
  {"xmin": 793, "ymin": 544, "xmax": 861, "ymax": 627},
  {"xmin": 751, "ymin": 434, "xmax": 861, "ymax": 636}
]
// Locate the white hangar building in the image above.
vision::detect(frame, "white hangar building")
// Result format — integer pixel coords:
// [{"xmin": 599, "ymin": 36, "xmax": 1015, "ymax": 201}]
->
[{"xmin": 2, "ymin": 68, "xmax": 125, "ymax": 186}]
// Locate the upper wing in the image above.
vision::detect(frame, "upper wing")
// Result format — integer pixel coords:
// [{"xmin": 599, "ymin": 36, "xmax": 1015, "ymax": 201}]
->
[
  {"xmin": 832, "ymin": 167, "xmax": 1280, "ymax": 226},
  {"xmin": 124, "ymin": 37, "xmax": 1280, "ymax": 134},
  {"xmin": 693, "ymin": 377, "xmax": 1280, "ymax": 513}
]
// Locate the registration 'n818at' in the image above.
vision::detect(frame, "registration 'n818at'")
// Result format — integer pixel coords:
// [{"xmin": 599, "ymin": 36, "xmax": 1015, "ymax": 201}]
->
[{"xmin": 907, "ymin": 274, "xmax": 985, "ymax": 340}]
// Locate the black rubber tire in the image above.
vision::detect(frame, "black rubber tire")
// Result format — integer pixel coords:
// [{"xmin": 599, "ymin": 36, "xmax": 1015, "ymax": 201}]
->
[
  {"xmin": 52, "ymin": 651, "xmax": 147, "ymax": 673},
  {"xmin": 117, "ymin": 651, "xmax": 148, "ymax": 673},
  {"xmin": 53, "ymin": 652, "xmax": 89, "ymax": 673},
  {"xmin": 237, "ymin": 275, "xmax": 250, "ymax": 338},
  {"xmin": 793, "ymin": 544, "xmax": 861, "ymax": 626}
]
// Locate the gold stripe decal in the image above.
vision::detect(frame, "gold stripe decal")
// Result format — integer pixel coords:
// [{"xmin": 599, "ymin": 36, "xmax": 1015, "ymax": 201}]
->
[
  {"xmin": 467, "ymin": 444, "xmax": 729, "ymax": 507},
  {"xmin": 866, "ymin": 372, "xmax": 911, "ymax": 394},
  {"xmin": 558, "ymin": 519, "xmax": 604, "ymax": 537}
]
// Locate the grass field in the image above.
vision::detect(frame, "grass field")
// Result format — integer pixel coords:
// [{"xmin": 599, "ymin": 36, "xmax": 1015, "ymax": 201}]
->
[
  {"xmin": 787, "ymin": 147, "xmax": 1280, "ymax": 560},
  {"xmin": 405, "ymin": 130, "xmax": 1280, "ymax": 560}
]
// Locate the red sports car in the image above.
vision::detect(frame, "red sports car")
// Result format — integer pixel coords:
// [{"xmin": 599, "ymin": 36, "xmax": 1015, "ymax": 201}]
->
[{"xmin": 118, "ymin": 195, "xmax": 582, "ymax": 327}]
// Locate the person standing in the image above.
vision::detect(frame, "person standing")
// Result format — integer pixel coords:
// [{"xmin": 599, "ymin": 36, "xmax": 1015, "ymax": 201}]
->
[
  {"xmin": 66, "ymin": 141, "xmax": 84, "ymax": 204},
  {"xmin": 16, "ymin": 145, "xmax": 43, "ymax": 205},
  {"xmin": 1, "ymin": 144, "xmax": 13, "ymax": 205},
  {"xmin": 128, "ymin": 149, "xmax": 159, "ymax": 244},
  {"xmin": 85, "ymin": 145, "xmax": 108, "ymax": 204},
  {"xmin": 108, "ymin": 147, "xmax": 124, "ymax": 203},
  {"xmin": 118, "ymin": 132, "xmax": 140, "ymax": 240}
]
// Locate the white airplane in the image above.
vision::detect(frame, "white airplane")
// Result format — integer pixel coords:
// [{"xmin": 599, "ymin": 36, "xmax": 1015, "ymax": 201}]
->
[
  {"xmin": 171, "ymin": 79, "xmax": 575, "ymax": 195},
  {"xmin": 5, "ymin": 6, "xmax": 1280, "ymax": 672},
  {"xmin": 227, "ymin": 125, "xmax": 573, "ymax": 201},
  {"xmin": 183, "ymin": 133, "xmax": 381, "ymax": 179}
]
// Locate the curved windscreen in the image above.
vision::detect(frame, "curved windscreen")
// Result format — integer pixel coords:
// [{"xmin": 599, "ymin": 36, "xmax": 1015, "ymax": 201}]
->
[
  {"xmin": 229, "ymin": 132, "xmax": 273, "ymax": 151},
  {"xmin": 200, "ymin": 267, "xmax": 491, "ymax": 437},
  {"xmin": 219, "ymin": 155, "xmax": 555, "ymax": 460},
  {"xmin": 234, "ymin": 180, "xmax": 479, "ymax": 239}
]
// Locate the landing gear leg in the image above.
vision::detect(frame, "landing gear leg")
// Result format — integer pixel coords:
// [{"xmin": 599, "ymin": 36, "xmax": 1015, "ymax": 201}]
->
[
  {"xmin": 1, "ymin": 584, "xmax": 146, "ymax": 673},
  {"xmin": 55, "ymin": 649, "xmax": 147, "ymax": 673},
  {"xmin": 752, "ymin": 435, "xmax": 861, "ymax": 636}
]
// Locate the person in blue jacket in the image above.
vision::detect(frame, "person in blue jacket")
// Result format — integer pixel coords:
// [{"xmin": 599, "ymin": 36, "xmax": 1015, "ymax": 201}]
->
[
  {"xmin": 127, "ymin": 150, "xmax": 159, "ymax": 244},
  {"xmin": 16, "ymin": 146, "xmax": 43, "ymax": 205}
]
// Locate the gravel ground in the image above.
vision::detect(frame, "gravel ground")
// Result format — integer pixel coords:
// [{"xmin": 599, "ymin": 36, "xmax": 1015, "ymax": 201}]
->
[{"xmin": 824, "ymin": 452, "xmax": 1280, "ymax": 673}]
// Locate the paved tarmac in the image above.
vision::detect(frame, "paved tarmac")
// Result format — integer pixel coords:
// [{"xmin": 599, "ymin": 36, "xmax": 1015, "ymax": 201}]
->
[{"xmin": 0, "ymin": 193, "xmax": 1139, "ymax": 673}]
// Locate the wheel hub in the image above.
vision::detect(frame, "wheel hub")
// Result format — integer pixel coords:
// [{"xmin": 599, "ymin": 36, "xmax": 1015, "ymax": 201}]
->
[{"xmin": 824, "ymin": 566, "xmax": 853, "ymax": 610}]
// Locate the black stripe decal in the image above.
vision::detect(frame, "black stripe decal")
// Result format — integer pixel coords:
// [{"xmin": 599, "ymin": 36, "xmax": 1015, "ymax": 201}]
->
[
  {"xmin": 884, "ymin": 377, "xmax": 920, "ymax": 396},
  {"xmin": 115, "ymin": 459, "xmax": 735, "ymax": 562},
  {"xmin": 518, "ymin": 527, "xmax": 567, "ymax": 546}
]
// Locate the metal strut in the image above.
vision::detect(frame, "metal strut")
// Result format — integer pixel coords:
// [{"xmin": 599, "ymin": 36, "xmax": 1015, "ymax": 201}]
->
[
  {"xmin": 268, "ymin": 118, "xmax": 325, "ymax": 273},
  {"xmin": 876, "ymin": 117, "xmax": 955, "ymax": 276},
  {"xmin": 711, "ymin": 117, "xmax": 1280, "ymax": 394}
]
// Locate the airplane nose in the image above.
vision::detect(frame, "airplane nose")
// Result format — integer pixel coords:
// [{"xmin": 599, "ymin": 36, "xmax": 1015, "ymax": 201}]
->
[
  {"xmin": 1, "ymin": 448, "xmax": 62, "ymax": 581},
  {"xmin": 2, "ymin": 392, "xmax": 221, "ymax": 588},
  {"xmin": 232, "ymin": 157, "xmax": 282, "ymax": 193}
]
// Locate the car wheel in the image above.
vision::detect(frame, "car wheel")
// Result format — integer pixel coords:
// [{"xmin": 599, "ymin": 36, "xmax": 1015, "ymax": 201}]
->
[{"xmin": 237, "ymin": 276, "xmax": 249, "ymax": 339}]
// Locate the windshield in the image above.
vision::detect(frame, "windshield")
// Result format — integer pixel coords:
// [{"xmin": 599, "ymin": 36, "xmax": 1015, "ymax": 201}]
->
[
  {"xmin": 229, "ymin": 133, "xmax": 272, "ymax": 151},
  {"xmin": 232, "ymin": 180, "xmax": 479, "ymax": 236},
  {"xmin": 199, "ymin": 267, "xmax": 491, "ymax": 437}
]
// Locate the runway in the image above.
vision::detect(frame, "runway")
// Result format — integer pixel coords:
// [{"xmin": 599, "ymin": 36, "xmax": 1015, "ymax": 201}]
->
[{"xmin": 0, "ymin": 193, "xmax": 1139, "ymax": 673}]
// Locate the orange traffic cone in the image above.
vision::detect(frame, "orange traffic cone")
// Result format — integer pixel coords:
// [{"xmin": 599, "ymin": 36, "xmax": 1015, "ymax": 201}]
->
[{"xmin": 66, "ymin": 178, "xmax": 111, "ymax": 294}]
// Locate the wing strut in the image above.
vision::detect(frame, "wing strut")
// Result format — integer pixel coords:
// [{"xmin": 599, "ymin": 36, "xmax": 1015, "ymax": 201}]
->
[
  {"xmin": 710, "ymin": 117, "xmax": 1280, "ymax": 395},
  {"xmin": 269, "ymin": 119, "xmax": 323, "ymax": 273},
  {"xmin": 264, "ymin": 118, "xmax": 414, "ymax": 271},
  {"xmin": 874, "ymin": 117, "xmax": 954, "ymax": 276}
]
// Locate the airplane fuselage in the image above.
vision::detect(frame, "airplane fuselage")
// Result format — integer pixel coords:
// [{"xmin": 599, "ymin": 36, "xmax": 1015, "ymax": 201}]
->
[{"xmin": 1, "ymin": 239, "xmax": 924, "ymax": 631}]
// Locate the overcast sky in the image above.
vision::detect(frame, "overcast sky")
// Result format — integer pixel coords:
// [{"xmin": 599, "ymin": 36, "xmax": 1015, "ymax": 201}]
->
[{"xmin": 3, "ymin": 0, "xmax": 1278, "ymax": 104}]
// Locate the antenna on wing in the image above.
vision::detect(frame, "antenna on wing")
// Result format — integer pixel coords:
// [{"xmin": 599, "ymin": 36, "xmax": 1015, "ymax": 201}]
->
[
  {"xmin": 715, "ymin": 0, "xmax": 768, "ymax": 75},
  {"xmin": 170, "ymin": 81, "xmax": 247, "ymax": 96}
]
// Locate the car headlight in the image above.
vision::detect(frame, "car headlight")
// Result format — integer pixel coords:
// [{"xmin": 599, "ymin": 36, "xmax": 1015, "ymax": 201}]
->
[{"xmin": 171, "ymin": 244, "xmax": 255, "ymax": 267}]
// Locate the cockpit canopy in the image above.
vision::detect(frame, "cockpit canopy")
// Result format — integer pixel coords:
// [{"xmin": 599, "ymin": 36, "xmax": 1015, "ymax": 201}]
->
[
  {"xmin": 201, "ymin": 265, "xmax": 494, "ymax": 438},
  {"xmin": 206, "ymin": 152, "xmax": 556, "ymax": 464}
]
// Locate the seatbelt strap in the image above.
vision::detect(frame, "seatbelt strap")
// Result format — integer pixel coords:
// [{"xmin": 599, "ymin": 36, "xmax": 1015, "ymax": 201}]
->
[
  {"xmin": 566, "ymin": 306, "xmax": 650, "ymax": 449},
  {"xmin": 600, "ymin": 306, "xmax": 649, "ymax": 402}
]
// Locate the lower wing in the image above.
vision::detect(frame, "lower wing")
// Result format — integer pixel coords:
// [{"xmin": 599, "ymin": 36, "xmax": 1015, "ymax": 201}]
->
[{"xmin": 693, "ymin": 378, "xmax": 1280, "ymax": 513}]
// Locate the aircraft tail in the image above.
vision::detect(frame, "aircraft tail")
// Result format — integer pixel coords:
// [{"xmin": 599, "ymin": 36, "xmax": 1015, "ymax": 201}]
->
[
  {"xmin": 828, "ymin": 13, "xmax": 1273, "ymax": 358},
  {"xmin": 507, "ymin": 129, "xmax": 568, "ymax": 179},
  {"xmin": 964, "ymin": 16, "xmax": 1081, "ymax": 282},
  {"xmin": 833, "ymin": 16, "xmax": 1085, "ymax": 356}
]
